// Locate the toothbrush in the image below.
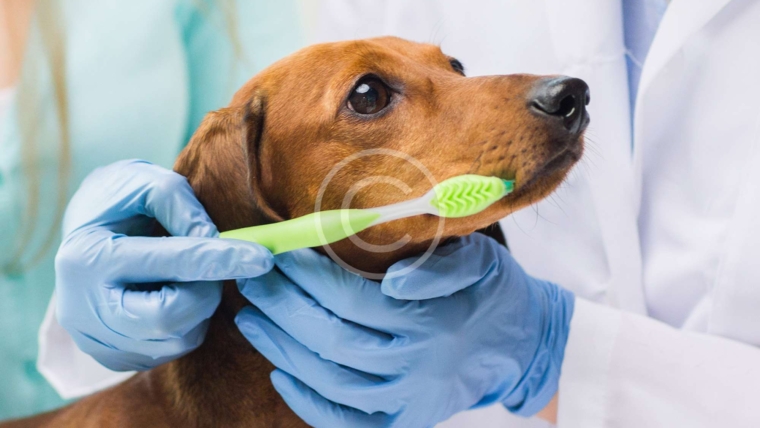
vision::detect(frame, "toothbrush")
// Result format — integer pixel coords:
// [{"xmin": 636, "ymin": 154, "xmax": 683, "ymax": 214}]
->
[{"xmin": 219, "ymin": 175, "xmax": 515, "ymax": 255}]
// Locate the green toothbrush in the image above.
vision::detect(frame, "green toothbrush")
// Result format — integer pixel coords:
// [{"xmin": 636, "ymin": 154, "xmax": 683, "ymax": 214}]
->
[{"xmin": 219, "ymin": 174, "xmax": 515, "ymax": 254}]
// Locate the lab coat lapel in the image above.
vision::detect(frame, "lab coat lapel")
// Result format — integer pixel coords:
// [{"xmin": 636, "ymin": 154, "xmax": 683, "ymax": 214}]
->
[
  {"xmin": 710, "ymin": 132, "xmax": 760, "ymax": 345},
  {"xmin": 636, "ymin": 0, "xmax": 734, "ymax": 107},
  {"xmin": 544, "ymin": 0, "xmax": 647, "ymax": 313},
  {"xmin": 633, "ymin": 0, "xmax": 734, "ymax": 206}
]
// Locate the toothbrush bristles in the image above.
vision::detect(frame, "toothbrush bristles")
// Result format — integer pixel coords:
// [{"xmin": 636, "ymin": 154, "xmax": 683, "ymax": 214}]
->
[{"xmin": 430, "ymin": 175, "xmax": 513, "ymax": 218}]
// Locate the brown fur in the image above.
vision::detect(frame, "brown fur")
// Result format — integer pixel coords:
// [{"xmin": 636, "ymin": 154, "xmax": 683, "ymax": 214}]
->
[{"xmin": 3, "ymin": 37, "xmax": 583, "ymax": 427}]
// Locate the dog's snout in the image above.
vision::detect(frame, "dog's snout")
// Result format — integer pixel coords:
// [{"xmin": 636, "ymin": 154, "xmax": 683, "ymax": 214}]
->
[{"xmin": 530, "ymin": 77, "xmax": 590, "ymax": 134}]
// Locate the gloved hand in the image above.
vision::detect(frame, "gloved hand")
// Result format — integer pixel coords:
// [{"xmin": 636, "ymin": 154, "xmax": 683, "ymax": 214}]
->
[
  {"xmin": 236, "ymin": 233, "xmax": 574, "ymax": 428},
  {"xmin": 55, "ymin": 160, "xmax": 273, "ymax": 371}
]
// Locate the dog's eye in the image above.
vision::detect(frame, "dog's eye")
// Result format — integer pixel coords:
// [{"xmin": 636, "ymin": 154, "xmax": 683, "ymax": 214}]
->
[
  {"xmin": 347, "ymin": 76, "xmax": 391, "ymax": 115},
  {"xmin": 449, "ymin": 58, "xmax": 465, "ymax": 76}
]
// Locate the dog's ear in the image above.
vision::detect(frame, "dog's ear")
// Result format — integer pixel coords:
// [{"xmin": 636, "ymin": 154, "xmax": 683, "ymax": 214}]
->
[
  {"xmin": 174, "ymin": 95, "xmax": 281, "ymax": 232},
  {"xmin": 240, "ymin": 95, "xmax": 284, "ymax": 224}
]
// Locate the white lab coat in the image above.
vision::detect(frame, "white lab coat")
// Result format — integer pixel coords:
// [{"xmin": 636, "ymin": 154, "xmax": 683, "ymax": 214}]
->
[
  {"xmin": 39, "ymin": 0, "xmax": 760, "ymax": 426},
  {"xmin": 307, "ymin": 0, "xmax": 760, "ymax": 427}
]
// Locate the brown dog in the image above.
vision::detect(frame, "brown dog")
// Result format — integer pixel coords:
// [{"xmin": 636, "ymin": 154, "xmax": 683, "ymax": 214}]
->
[{"xmin": 3, "ymin": 36, "xmax": 587, "ymax": 427}]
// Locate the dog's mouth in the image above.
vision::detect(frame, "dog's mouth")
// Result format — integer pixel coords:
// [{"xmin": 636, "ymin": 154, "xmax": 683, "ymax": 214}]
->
[
  {"xmin": 495, "ymin": 136, "xmax": 584, "ymax": 202},
  {"xmin": 535, "ymin": 141, "xmax": 583, "ymax": 178}
]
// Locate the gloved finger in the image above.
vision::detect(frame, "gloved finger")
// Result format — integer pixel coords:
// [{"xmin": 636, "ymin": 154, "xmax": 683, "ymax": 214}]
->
[
  {"xmin": 99, "ymin": 280, "xmax": 222, "ymax": 341},
  {"xmin": 66, "ymin": 319, "xmax": 210, "ymax": 371},
  {"xmin": 236, "ymin": 306, "xmax": 399, "ymax": 415},
  {"xmin": 381, "ymin": 233, "xmax": 504, "ymax": 300},
  {"xmin": 64, "ymin": 160, "xmax": 217, "ymax": 238},
  {"xmin": 81, "ymin": 233, "xmax": 274, "ymax": 283},
  {"xmin": 274, "ymin": 249, "xmax": 410, "ymax": 332},
  {"xmin": 238, "ymin": 274, "xmax": 405, "ymax": 375},
  {"xmin": 271, "ymin": 370, "xmax": 389, "ymax": 428},
  {"xmin": 134, "ymin": 163, "xmax": 219, "ymax": 238}
]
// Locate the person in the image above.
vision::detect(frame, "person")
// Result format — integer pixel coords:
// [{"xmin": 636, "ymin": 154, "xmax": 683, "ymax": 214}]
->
[
  {"xmin": 36, "ymin": 0, "xmax": 760, "ymax": 427},
  {"xmin": 0, "ymin": 0, "xmax": 301, "ymax": 420},
  {"xmin": 234, "ymin": 1, "xmax": 760, "ymax": 427}
]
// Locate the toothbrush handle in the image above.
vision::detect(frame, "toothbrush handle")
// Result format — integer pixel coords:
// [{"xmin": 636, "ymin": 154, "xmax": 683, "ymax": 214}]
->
[{"xmin": 219, "ymin": 209, "xmax": 380, "ymax": 255}]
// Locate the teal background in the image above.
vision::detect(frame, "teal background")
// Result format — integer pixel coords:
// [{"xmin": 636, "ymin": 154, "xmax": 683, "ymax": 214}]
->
[{"xmin": 0, "ymin": 0, "xmax": 303, "ymax": 420}]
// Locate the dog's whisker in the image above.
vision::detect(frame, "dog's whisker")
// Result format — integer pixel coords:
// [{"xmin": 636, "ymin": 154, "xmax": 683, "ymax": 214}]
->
[
  {"xmin": 546, "ymin": 194, "xmax": 568, "ymax": 218},
  {"xmin": 582, "ymin": 157, "xmax": 601, "ymax": 172},
  {"xmin": 429, "ymin": 18, "xmax": 446, "ymax": 45},
  {"xmin": 438, "ymin": 31, "xmax": 452, "ymax": 49},
  {"xmin": 509, "ymin": 210, "xmax": 533, "ymax": 237},
  {"xmin": 573, "ymin": 159, "xmax": 596, "ymax": 181},
  {"xmin": 580, "ymin": 139, "xmax": 604, "ymax": 163},
  {"xmin": 530, "ymin": 202, "xmax": 548, "ymax": 228}
]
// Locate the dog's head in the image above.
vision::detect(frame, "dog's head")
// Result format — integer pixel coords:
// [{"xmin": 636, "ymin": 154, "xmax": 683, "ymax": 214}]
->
[{"xmin": 176, "ymin": 36, "xmax": 588, "ymax": 273}]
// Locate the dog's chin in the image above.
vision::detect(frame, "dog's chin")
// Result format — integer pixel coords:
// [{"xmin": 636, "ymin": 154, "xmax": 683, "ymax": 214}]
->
[
  {"xmin": 493, "ymin": 152, "xmax": 580, "ymax": 215},
  {"xmin": 513, "ymin": 136, "xmax": 583, "ymax": 194}
]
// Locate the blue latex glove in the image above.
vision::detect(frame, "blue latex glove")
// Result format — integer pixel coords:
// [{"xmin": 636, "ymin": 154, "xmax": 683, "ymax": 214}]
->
[
  {"xmin": 236, "ymin": 233, "xmax": 574, "ymax": 428},
  {"xmin": 55, "ymin": 160, "xmax": 273, "ymax": 371}
]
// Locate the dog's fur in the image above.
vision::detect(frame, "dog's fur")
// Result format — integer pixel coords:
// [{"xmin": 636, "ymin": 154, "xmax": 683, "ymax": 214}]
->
[{"xmin": 3, "ymin": 37, "xmax": 584, "ymax": 427}]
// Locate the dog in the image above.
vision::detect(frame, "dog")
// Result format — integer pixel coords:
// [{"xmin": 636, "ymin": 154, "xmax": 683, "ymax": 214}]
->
[{"xmin": 2, "ymin": 36, "xmax": 587, "ymax": 427}]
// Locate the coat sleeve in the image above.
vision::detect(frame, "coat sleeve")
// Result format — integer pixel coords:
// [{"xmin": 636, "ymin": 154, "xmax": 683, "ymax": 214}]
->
[
  {"xmin": 37, "ymin": 295, "xmax": 135, "ymax": 399},
  {"xmin": 557, "ymin": 298, "xmax": 760, "ymax": 427}
]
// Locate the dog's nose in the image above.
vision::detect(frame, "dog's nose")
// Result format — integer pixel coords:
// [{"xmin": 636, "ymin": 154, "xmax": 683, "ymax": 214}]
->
[{"xmin": 530, "ymin": 77, "xmax": 590, "ymax": 134}]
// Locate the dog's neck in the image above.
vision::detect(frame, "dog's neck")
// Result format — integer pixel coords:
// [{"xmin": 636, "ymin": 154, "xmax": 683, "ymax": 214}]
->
[
  {"xmin": 153, "ymin": 223, "xmax": 506, "ymax": 426},
  {"xmin": 153, "ymin": 284, "xmax": 302, "ymax": 426},
  {"xmin": 153, "ymin": 237, "xmax": 419, "ymax": 426}
]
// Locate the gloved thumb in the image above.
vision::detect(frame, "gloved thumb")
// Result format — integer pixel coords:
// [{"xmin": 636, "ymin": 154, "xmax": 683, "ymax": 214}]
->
[{"xmin": 381, "ymin": 234, "xmax": 501, "ymax": 300}]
